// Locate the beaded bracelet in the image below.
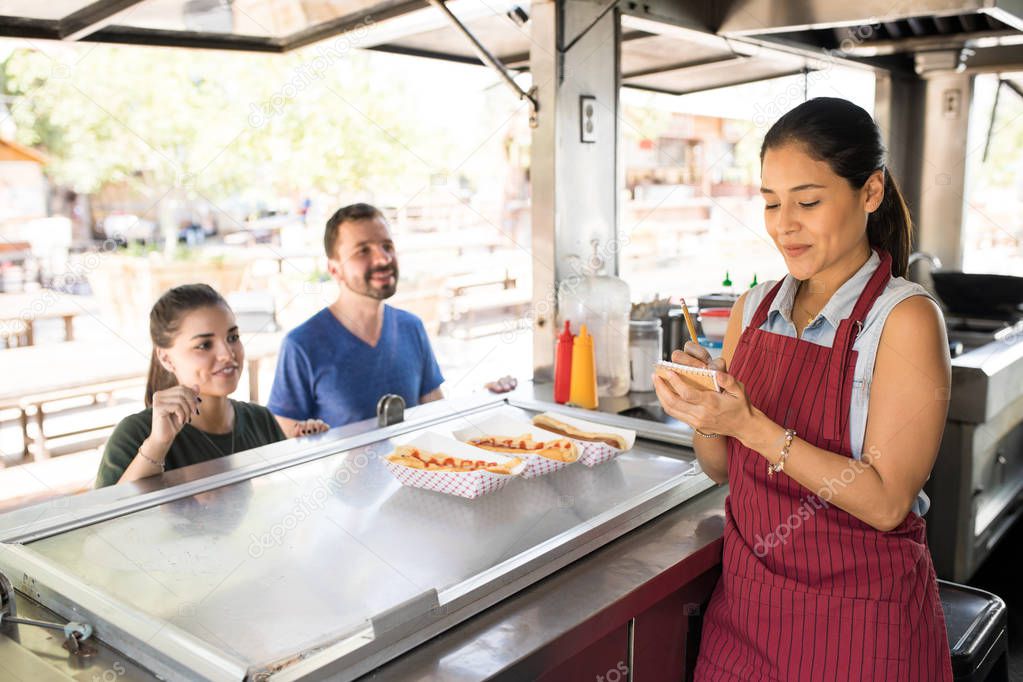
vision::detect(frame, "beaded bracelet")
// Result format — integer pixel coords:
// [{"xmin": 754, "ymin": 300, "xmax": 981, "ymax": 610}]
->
[
  {"xmin": 768, "ymin": 429, "xmax": 797, "ymax": 478},
  {"xmin": 136, "ymin": 446, "xmax": 166, "ymax": 472}
]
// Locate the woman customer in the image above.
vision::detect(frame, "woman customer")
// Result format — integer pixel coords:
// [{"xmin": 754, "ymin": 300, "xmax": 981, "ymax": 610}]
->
[
  {"xmin": 654, "ymin": 97, "xmax": 953, "ymax": 680},
  {"xmin": 96, "ymin": 284, "xmax": 328, "ymax": 487}
]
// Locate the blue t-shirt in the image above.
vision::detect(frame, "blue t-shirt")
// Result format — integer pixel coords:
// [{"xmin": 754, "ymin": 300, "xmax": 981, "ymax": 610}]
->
[{"xmin": 267, "ymin": 306, "xmax": 444, "ymax": 427}]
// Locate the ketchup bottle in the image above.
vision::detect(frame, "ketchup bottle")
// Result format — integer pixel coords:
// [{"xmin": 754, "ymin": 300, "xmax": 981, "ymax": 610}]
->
[{"xmin": 554, "ymin": 320, "xmax": 574, "ymax": 404}]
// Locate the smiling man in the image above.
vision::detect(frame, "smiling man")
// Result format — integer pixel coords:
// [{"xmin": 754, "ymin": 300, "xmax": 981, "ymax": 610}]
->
[{"xmin": 268, "ymin": 203, "xmax": 444, "ymax": 430}]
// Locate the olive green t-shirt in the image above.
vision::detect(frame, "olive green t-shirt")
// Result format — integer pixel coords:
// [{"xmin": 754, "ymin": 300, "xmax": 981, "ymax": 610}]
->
[{"xmin": 95, "ymin": 400, "xmax": 286, "ymax": 488}]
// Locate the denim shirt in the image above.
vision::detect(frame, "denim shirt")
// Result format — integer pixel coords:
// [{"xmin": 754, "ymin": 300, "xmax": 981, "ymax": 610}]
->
[{"xmin": 741, "ymin": 251, "xmax": 936, "ymax": 516}]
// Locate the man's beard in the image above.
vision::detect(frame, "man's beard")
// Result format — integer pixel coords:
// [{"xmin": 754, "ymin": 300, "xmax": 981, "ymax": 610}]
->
[{"xmin": 351, "ymin": 265, "xmax": 398, "ymax": 300}]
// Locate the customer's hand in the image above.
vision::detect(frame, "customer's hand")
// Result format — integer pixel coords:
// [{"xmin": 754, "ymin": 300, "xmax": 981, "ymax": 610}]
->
[
  {"xmin": 484, "ymin": 375, "xmax": 518, "ymax": 394},
  {"xmin": 150, "ymin": 384, "xmax": 201, "ymax": 447},
  {"xmin": 291, "ymin": 418, "xmax": 329, "ymax": 438}
]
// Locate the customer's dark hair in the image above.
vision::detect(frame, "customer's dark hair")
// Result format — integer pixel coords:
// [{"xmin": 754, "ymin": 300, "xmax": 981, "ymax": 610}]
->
[
  {"xmin": 145, "ymin": 284, "xmax": 228, "ymax": 407},
  {"xmin": 761, "ymin": 97, "xmax": 912, "ymax": 277},
  {"xmin": 324, "ymin": 202, "xmax": 385, "ymax": 258}
]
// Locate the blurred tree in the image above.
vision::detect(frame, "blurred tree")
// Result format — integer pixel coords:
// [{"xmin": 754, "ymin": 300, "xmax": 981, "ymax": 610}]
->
[
  {"xmin": 1, "ymin": 43, "xmax": 445, "ymax": 235},
  {"xmin": 975, "ymin": 81, "xmax": 1023, "ymax": 191}
]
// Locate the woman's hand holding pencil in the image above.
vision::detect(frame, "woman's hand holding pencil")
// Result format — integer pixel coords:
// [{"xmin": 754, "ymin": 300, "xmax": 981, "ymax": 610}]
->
[
  {"xmin": 655, "ymin": 298, "xmax": 728, "ymax": 404},
  {"xmin": 652, "ymin": 298, "xmax": 757, "ymax": 440},
  {"xmin": 671, "ymin": 342, "xmax": 725, "ymax": 374},
  {"xmin": 675, "ymin": 298, "xmax": 726, "ymax": 374}
]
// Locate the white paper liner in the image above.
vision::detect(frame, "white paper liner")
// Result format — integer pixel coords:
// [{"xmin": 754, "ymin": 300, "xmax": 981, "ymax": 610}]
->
[
  {"xmin": 451, "ymin": 414, "xmax": 580, "ymax": 479},
  {"xmin": 383, "ymin": 432, "xmax": 525, "ymax": 499},
  {"xmin": 531, "ymin": 411, "xmax": 637, "ymax": 467}
]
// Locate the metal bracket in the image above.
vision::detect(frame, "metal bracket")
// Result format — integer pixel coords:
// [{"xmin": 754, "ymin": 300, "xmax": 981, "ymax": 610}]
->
[
  {"xmin": 425, "ymin": 0, "xmax": 539, "ymax": 126},
  {"xmin": 376, "ymin": 394, "xmax": 406, "ymax": 428},
  {"xmin": 370, "ymin": 588, "xmax": 440, "ymax": 638},
  {"xmin": 0, "ymin": 571, "xmax": 93, "ymax": 654},
  {"xmin": 0, "ymin": 570, "xmax": 15, "ymax": 618}
]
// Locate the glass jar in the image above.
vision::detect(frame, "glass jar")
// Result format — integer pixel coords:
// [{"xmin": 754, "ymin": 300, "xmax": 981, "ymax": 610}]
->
[
  {"xmin": 559, "ymin": 273, "xmax": 631, "ymax": 397},
  {"xmin": 557, "ymin": 238, "xmax": 632, "ymax": 399},
  {"xmin": 628, "ymin": 319, "xmax": 662, "ymax": 393}
]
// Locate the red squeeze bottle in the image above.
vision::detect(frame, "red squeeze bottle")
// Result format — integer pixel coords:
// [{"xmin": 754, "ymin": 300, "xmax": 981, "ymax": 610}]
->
[{"xmin": 554, "ymin": 320, "xmax": 574, "ymax": 404}]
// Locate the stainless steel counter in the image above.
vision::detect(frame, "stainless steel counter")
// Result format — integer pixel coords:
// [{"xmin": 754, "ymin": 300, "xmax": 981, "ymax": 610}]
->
[
  {"xmin": 0, "ymin": 390, "xmax": 718, "ymax": 681},
  {"xmin": 928, "ymin": 333, "xmax": 1023, "ymax": 581},
  {"xmin": 365, "ymin": 485, "xmax": 727, "ymax": 681},
  {"xmin": 948, "ymin": 331, "xmax": 1023, "ymax": 424},
  {"xmin": 517, "ymin": 382, "xmax": 699, "ymax": 447}
]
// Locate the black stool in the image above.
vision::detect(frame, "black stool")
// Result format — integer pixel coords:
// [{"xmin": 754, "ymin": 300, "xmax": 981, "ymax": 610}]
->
[{"xmin": 938, "ymin": 579, "xmax": 1009, "ymax": 682}]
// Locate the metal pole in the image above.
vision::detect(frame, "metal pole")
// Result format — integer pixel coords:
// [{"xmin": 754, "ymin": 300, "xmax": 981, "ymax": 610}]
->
[
  {"xmin": 424, "ymin": 0, "xmax": 538, "ymax": 120},
  {"xmin": 982, "ymin": 79, "xmax": 1002, "ymax": 163}
]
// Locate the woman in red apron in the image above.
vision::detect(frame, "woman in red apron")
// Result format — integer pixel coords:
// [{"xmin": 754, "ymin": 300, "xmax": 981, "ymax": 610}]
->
[{"xmin": 654, "ymin": 98, "xmax": 953, "ymax": 681}]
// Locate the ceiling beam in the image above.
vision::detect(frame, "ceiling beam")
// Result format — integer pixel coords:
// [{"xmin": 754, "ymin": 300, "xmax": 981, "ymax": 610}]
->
[
  {"xmin": 622, "ymin": 55, "xmax": 746, "ymax": 80},
  {"xmin": 623, "ymin": 67, "xmax": 808, "ymax": 96},
  {"xmin": 59, "ymin": 0, "xmax": 147, "ymax": 41},
  {"xmin": 83, "ymin": 25, "xmax": 284, "ymax": 52},
  {"xmin": 283, "ymin": 0, "xmax": 426, "ymax": 52},
  {"xmin": 0, "ymin": 16, "xmax": 60, "ymax": 40}
]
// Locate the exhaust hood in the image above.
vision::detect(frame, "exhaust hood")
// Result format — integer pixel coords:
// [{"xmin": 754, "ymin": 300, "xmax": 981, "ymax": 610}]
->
[{"xmin": 717, "ymin": 0, "xmax": 1023, "ymax": 73}]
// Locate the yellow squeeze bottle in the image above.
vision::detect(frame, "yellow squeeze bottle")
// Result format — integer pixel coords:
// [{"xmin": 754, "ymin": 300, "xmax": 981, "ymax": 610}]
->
[{"xmin": 569, "ymin": 324, "xmax": 598, "ymax": 409}]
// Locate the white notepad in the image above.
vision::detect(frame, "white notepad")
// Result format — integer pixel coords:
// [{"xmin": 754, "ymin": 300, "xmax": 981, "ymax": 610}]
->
[{"xmin": 653, "ymin": 360, "xmax": 721, "ymax": 392}]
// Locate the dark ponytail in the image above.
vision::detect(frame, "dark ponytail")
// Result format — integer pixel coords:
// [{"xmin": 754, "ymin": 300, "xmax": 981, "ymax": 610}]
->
[
  {"xmin": 145, "ymin": 284, "xmax": 228, "ymax": 407},
  {"xmin": 761, "ymin": 97, "xmax": 912, "ymax": 277},
  {"xmin": 867, "ymin": 170, "xmax": 912, "ymax": 278}
]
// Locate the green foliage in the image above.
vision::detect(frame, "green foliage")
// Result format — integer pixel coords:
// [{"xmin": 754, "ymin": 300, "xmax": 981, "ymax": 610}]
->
[
  {"xmin": 976, "ymin": 92, "xmax": 1023, "ymax": 190},
  {"xmin": 622, "ymin": 104, "xmax": 671, "ymax": 143},
  {"xmin": 1, "ymin": 44, "xmax": 439, "ymax": 201},
  {"xmin": 124, "ymin": 241, "xmax": 158, "ymax": 258}
]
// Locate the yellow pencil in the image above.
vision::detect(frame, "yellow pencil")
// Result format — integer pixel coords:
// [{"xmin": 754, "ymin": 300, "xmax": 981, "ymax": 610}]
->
[{"xmin": 679, "ymin": 298, "xmax": 700, "ymax": 348}]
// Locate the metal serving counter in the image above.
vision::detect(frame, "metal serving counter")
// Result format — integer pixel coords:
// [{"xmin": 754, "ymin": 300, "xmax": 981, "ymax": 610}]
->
[{"xmin": 0, "ymin": 392, "xmax": 714, "ymax": 681}]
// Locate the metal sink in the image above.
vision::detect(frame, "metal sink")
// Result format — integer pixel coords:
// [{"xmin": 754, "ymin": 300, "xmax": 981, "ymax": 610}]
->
[{"xmin": 618, "ymin": 402, "xmax": 676, "ymax": 425}]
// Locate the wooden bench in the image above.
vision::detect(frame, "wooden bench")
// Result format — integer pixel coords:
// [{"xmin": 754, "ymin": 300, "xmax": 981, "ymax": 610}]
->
[
  {"xmin": 440, "ymin": 273, "xmax": 531, "ymax": 339},
  {"xmin": 445, "ymin": 270, "xmax": 517, "ymax": 296},
  {"xmin": 0, "ymin": 377, "xmax": 146, "ymax": 462},
  {"xmin": 0, "ymin": 291, "xmax": 97, "ymax": 346},
  {"xmin": 0, "ymin": 241, "xmax": 33, "ymax": 293}
]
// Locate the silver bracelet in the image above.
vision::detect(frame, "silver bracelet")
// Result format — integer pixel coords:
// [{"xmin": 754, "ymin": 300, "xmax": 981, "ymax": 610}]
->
[{"xmin": 136, "ymin": 446, "xmax": 165, "ymax": 472}]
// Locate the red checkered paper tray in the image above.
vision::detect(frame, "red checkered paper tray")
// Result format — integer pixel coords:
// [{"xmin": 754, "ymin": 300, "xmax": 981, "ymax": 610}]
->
[
  {"xmin": 451, "ymin": 414, "xmax": 580, "ymax": 479},
  {"xmin": 531, "ymin": 412, "xmax": 636, "ymax": 467},
  {"xmin": 384, "ymin": 432, "xmax": 526, "ymax": 499}
]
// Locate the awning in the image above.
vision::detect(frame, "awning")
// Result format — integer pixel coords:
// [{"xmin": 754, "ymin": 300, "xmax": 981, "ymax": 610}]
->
[{"xmin": 0, "ymin": 0, "xmax": 818, "ymax": 95}]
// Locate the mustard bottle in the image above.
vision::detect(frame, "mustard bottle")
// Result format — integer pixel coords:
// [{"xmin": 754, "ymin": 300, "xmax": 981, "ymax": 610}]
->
[{"xmin": 569, "ymin": 324, "xmax": 598, "ymax": 409}]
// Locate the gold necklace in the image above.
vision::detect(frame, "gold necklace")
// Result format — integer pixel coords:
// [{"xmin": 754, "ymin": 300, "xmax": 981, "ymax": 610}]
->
[{"xmin": 795, "ymin": 282, "xmax": 824, "ymax": 320}]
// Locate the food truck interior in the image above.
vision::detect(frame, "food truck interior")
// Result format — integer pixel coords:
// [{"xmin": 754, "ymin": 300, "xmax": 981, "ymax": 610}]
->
[{"xmin": 0, "ymin": 0, "xmax": 1022, "ymax": 680}]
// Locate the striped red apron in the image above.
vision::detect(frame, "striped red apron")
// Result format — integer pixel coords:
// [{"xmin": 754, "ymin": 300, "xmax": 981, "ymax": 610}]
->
[{"xmin": 695, "ymin": 250, "xmax": 952, "ymax": 681}]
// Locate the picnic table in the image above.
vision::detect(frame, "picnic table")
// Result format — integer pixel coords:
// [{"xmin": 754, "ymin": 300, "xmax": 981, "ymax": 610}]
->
[
  {"xmin": 438, "ymin": 270, "xmax": 530, "ymax": 338},
  {"xmin": 0, "ymin": 332, "xmax": 283, "ymax": 462},
  {"xmin": 0, "ymin": 291, "xmax": 98, "ymax": 346}
]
